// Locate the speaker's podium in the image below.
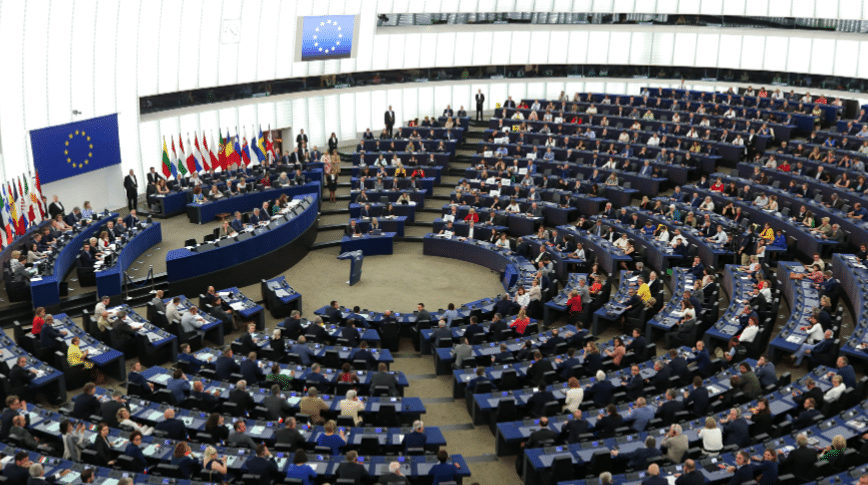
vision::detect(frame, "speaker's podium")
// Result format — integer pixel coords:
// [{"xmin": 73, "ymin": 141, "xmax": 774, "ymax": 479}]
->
[{"xmin": 337, "ymin": 250, "xmax": 364, "ymax": 286}]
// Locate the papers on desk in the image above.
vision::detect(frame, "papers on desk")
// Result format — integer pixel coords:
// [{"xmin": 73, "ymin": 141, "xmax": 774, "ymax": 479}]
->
[
  {"xmin": 143, "ymin": 443, "xmax": 161, "ymax": 455},
  {"xmin": 217, "ymin": 291, "xmax": 231, "ymax": 298},
  {"xmin": 145, "ymin": 333, "xmax": 164, "ymax": 343},
  {"xmin": 483, "ymin": 151, "xmax": 493, "ymax": 157},
  {"xmin": 443, "ymin": 215, "xmax": 454, "ymax": 222},
  {"xmin": 148, "ymin": 410, "xmax": 165, "ymax": 421},
  {"xmin": 230, "ymin": 302, "xmax": 246, "ymax": 312},
  {"xmin": 275, "ymin": 289, "xmax": 292, "ymax": 298},
  {"xmin": 287, "ymin": 397, "xmax": 301, "ymax": 406},
  {"xmin": 250, "ymin": 425, "xmax": 266, "ymax": 435},
  {"xmin": 846, "ymin": 419, "xmax": 868, "ymax": 431},
  {"xmin": 397, "ymin": 433, "xmax": 405, "ymax": 443},
  {"xmin": 489, "ymin": 190, "xmax": 500, "ymax": 197},
  {"xmin": 665, "ymin": 476, "xmax": 678, "ymax": 485},
  {"xmin": 59, "ymin": 472, "xmax": 80, "ymax": 484},
  {"xmin": 442, "ymin": 231, "xmax": 453, "ymax": 239},
  {"xmin": 786, "ymin": 335, "xmax": 805, "ymax": 344},
  {"xmin": 152, "ymin": 373, "xmax": 171, "ymax": 384}
]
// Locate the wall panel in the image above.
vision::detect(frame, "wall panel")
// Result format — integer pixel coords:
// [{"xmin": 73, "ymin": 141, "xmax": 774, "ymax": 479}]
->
[
  {"xmin": 70, "ymin": 0, "xmax": 97, "ymax": 119},
  {"xmin": 157, "ymin": 0, "xmax": 182, "ymax": 94}
]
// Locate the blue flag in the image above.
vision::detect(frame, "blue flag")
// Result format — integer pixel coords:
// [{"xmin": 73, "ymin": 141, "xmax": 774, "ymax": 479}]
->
[
  {"xmin": 300, "ymin": 15, "xmax": 356, "ymax": 60},
  {"xmin": 29, "ymin": 114, "xmax": 122, "ymax": 185}
]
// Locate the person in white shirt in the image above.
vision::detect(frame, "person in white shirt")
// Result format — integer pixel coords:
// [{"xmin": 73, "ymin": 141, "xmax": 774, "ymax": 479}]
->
[
  {"xmin": 824, "ymin": 375, "xmax": 846, "ymax": 403},
  {"xmin": 699, "ymin": 197, "xmax": 714, "ymax": 212},
  {"xmin": 618, "ymin": 132, "xmax": 630, "ymax": 143},
  {"xmin": 697, "ymin": 417, "xmax": 723, "ymax": 455},
  {"xmin": 793, "ymin": 328, "xmax": 832, "ymax": 366},
  {"xmin": 531, "ymin": 100, "xmax": 541, "ymax": 111},
  {"xmin": 739, "ymin": 318, "xmax": 759, "ymax": 343},
  {"xmin": 586, "ymin": 104, "xmax": 598, "ymax": 114},
  {"xmin": 656, "ymin": 226, "xmax": 670, "ymax": 242},
  {"xmin": 506, "ymin": 200, "xmax": 521, "ymax": 213},
  {"xmin": 708, "ymin": 225, "xmax": 728, "ymax": 245},
  {"xmin": 614, "ymin": 233, "xmax": 629, "ymax": 250},
  {"xmin": 686, "ymin": 128, "xmax": 698, "ymax": 138},
  {"xmin": 672, "ymin": 299, "xmax": 695, "ymax": 320},
  {"xmin": 669, "ymin": 229, "xmax": 687, "ymax": 248},
  {"xmin": 647, "ymin": 134, "xmax": 660, "ymax": 146},
  {"xmin": 602, "ymin": 158, "xmax": 617, "ymax": 170},
  {"xmin": 732, "ymin": 135, "xmax": 744, "ymax": 146},
  {"xmin": 724, "ymin": 107, "xmax": 736, "ymax": 118}
]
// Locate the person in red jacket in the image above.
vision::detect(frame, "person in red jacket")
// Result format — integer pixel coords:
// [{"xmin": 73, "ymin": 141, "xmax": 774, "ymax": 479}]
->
[
  {"xmin": 510, "ymin": 308, "xmax": 531, "ymax": 335},
  {"xmin": 464, "ymin": 208, "xmax": 479, "ymax": 223}
]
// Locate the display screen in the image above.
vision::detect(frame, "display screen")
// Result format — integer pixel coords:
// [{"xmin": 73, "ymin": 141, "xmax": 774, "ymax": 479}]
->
[{"xmin": 299, "ymin": 15, "xmax": 357, "ymax": 61}]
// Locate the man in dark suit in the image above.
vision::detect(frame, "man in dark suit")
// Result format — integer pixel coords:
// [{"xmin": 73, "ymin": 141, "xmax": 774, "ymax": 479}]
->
[
  {"xmin": 124, "ymin": 169, "xmax": 138, "ymax": 211},
  {"xmin": 463, "ymin": 316, "xmax": 485, "ymax": 343},
  {"xmin": 146, "ymin": 167, "xmax": 163, "ymax": 185},
  {"xmin": 558, "ymin": 348, "xmax": 582, "ymax": 380},
  {"xmin": 675, "ymin": 459, "xmax": 705, "ymax": 485},
  {"xmin": 64, "ymin": 207, "xmax": 82, "ymax": 227},
  {"xmin": 655, "ymin": 389, "xmax": 684, "ymax": 425},
  {"xmin": 791, "ymin": 398, "xmax": 821, "ymax": 430},
  {"xmin": 340, "ymin": 321, "xmax": 361, "ymax": 347},
  {"xmin": 625, "ymin": 329, "xmax": 646, "ymax": 355},
  {"xmin": 722, "ymin": 408, "xmax": 750, "ymax": 447},
  {"xmin": 559, "ymin": 410, "xmax": 591, "ymax": 443},
  {"xmin": 349, "ymin": 341, "xmax": 377, "ymax": 369},
  {"xmin": 370, "ymin": 363, "xmax": 399, "ymax": 396},
  {"xmin": 323, "ymin": 301, "xmax": 343, "ymax": 325},
  {"xmin": 154, "ymin": 408, "xmax": 188, "ymax": 440},
  {"xmin": 778, "ymin": 433, "xmax": 818, "ymax": 478},
  {"xmin": 642, "ymin": 464, "xmax": 668, "ymax": 485},
  {"xmin": 281, "ymin": 311, "xmax": 305, "ymax": 340},
  {"xmin": 528, "ymin": 351, "xmax": 554, "ymax": 387},
  {"xmin": 274, "ymin": 417, "xmax": 305, "ymax": 448},
  {"xmin": 215, "ymin": 348, "xmax": 241, "ymax": 381},
  {"xmin": 489, "ymin": 314, "xmax": 508, "ymax": 338},
  {"xmin": 475, "ymin": 89, "xmax": 486, "ymax": 121},
  {"xmin": 793, "ymin": 378, "xmax": 824, "ymax": 410},
  {"xmin": 402, "ymin": 420, "xmax": 428, "ymax": 452},
  {"xmin": 228, "ymin": 380, "xmax": 256, "ymax": 416},
  {"xmin": 99, "ymin": 390, "xmax": 127, "ymax": 428},
  {"xmin": 493, "ymin": 295, "xmax": 518, "ymax": 317},
  {"xmin": 71, "ymin": 383, "xmax": 101, "ymax": 419},
  {"xmin": 262, "ymin": 384, "xmax": 292, "ymax": 420},
  {"xmin": 4, "ymin": 452, "xmax": 32, "ymax": 485},
  {"xmin": 682, "ymin": 376, "xmax": 710, "ymax": 417},
  {"xmin": 79, "ymin": 242, "xmax": 98, "ymax": 270},
  {"xmin": 9, "ymin": 357, "xmax": 37, "ymax": 391},
  {"xmin": 239, "ymin": 352, "xmax": 264, "ymax": 384},
  {"xmin": 122, "ymin": 209, "xmax": 140, "ymax": 228},
  {"xmin": 245, "ymin": 444, "xmax": 281, "ymax": 484},
  {"xmin": 336, "ymin": 451, "xmax": 371, "ymax": 485},
  {"xmin": 586, "ymin": 370, "xmax": 615, "ymax": 407},
  {"xmin": 127, "ymin": 362, "xmax": 154, "ymax": 397},
  {"xmin": 668, "ymin": 348, "xmax": 690, "ymax": 382},
  {"xmin": 48, "ymin": 196, "xmax": 65, "ymax": 220},
  {"xmin": 384, "ymin": 106, "xmax": 396, "ymax": 137},
  {"xmin": 724, "ymin": 452, "xmax": 754, "ymax": 485},
  {"xmin": 295, "ymin": 129, "xmax": 308, "ymax": 150},
  {"xmin": 523, "ymin": 417, "xmax": 558, "ymax": 449},
  {"xmin": 622, "ymin": 365, "xmax": 644, "ymax": 400},
  {"xmin": 647, "ymin": 360, "xmax": 673, "ymax": 392},
  {"xmin": 526, "ymin": 388, "xmax": 556, "ymax": 418},
  {"xmin": 613, "ymin": 436, "xmax": 660, "ymax": 470},
  {"xmin": 345, "ymin": 220, "xmax": 362, "ymax": 237},
  {"xmin": 538, "ymin": 329, "xmax": 565, "ymax": 356},
  {"xmin": 190, "ymin": 381, "xmax": 221, "ymax": 412}
]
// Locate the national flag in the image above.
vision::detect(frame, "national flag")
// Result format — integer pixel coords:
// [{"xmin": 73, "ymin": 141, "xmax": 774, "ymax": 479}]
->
[
  {"xmin": 8, "ymin": 183, "xmax": 19, "ymax": 237},
  {"xmin": 232, "ymin": 134, "xmax": 243, "ymax": 168},
  {"xmin": 23, "ymin": 176, "xmax": 35, "ymax": 225},
  {"xmin": 169, "ymin": 137, "xmax": 179, "ymax": 179},
  {"xmin": 217, "ymin": 131, "xmax": 228, "ymax": 171},
  {"xmin": 1, "ymin": 186, "xmax": 11, "ymax": 243},
  {"xmin": 240, "ymin": 133, "xmax": 252, "ymax": 166},
  {"xmin": 204, "ymin": 131, "xmax": 218, "ymax": 171},
  {"xmin": 17, "ymin": 176, "xmax": 27, "ymax": 233},
  {"xmin": 265, "ymin": 128, "xmax": 276, "ymax": 161},
  {"xmin": 224, "ymin": 130, "xmax": 239, "ymax": 169},
  {"xmin": 33, "ymin": 170, "xmax": 46, "ymax": 220},
  {"xmin": 161, "ymin": 138, "xmax": 172, "ymax": 178},
  {"xmin": 184, "ymin": 134, "xmax": 199, "ymax": 173},
  {"xmin": 254, "ymin": 127, "xmax": 268, "ymax": 163},
  {"xmin": 176, "ymin": 135, "xmax": 188, "ymax": 177},
  {"xmin": 192, "ymin": 133, "xmax": 206, "ymax": 172},
  {"xmin": 0, "ymin": 190, "xmax": 7, "ymax": 247}
]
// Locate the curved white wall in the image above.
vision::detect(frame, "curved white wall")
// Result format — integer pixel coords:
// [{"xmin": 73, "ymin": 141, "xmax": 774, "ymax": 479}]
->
[{"xmin": 1, "ymin": 0, "xmax": 868, "ymax": 209}]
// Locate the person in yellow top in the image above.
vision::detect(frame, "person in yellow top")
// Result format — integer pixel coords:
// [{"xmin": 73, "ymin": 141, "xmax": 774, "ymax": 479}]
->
[
  {"xmin": 67, "ymin": 336, "xmax": 93, "ymax": 369},
  {"xmin": 636, "ymin": 277, "xmax": 652, "ymax": 302},
  {"xmin": 758, "ymin": 222, "xmax": 774, "ymax": 242},
  {"xmin": 394, "ymin": 163, "xmax": 407, "ymax": 178}
]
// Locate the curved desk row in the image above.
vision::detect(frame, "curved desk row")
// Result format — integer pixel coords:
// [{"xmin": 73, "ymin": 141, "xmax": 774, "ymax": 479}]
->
[
  {"xmin": 0, "ymin": 221, "xmax": 50, "ymax": 268},
  {"xmin": 523, "ymin": 235, "xmax": 583, "ymax": 281},
  {"xmin": 556, "ymin": 225, "xmax": 631, "ymax": 276},
  {"xmin": 711, "ymin": 171, "xmax": 867, "ymax": 250},
  {"xmin": 30, "ymin": 212, "xmax": 118, "ymax": 308},
  {"xmin": 352, "ymin": 164, "xmax": 442, "ymax": 183},
  {"xmin": 624, "ymin": 206, "xmax": 733, "ymax": 269},
  {"xmin": 768, "ymin": 262, "xmax": 822, "ymax": 361},
  {"xmin": 480, "ymin": 129, "xmax": 707, "ymax": 183},
  {"xmin": 703, "ymin": 264, "xmax": 754, "ymax": 347},
  {"xmin": 349, "ymin": 202, "xmax": 416, "ymax": 222},
  {"xmin": 94, "ymin": 222, "xmax": 162, "ymax": 298},
  {"xmin": 352, "ymin": 152, "xmax": 450, "ymax": 168},
  {"xmin": 683, "ymin": 185, "xmax": 836, "ymax": 259},
  {"xmin": 644, "ymin": 267, "xmax": 697, "ymax": 341},
  {"xmin": 422, "ymin": 234, "xmax": 537, "ymax": 293},
  {"xmin": 186, "ymin": 179, "xmax": 320, "ymax": 224},
  {"xmin": 166, "ymin": 193, "xmax": 319, "ymax": 296},
  {"xmin": 592, "ymin": 270, "xmax": 644, "ymax": 335},
  {"xmin": 350, "ymin": 176, "xmax": 435, "ymax": 196},
  {"xmin": 594, "ymin": 217, "xmax": 682, "ymax": 273},
  {"xmin": 350, "ymin": 188, "xmax": 426, "ymax": 206},
  {"xmin": 441, "ymin": 198, "xmax": 554, "ymax": 235},
  {"xmin": 832, "ymin": 254, "xmax": 868, "ymax": 364},
  {"xmin": 359, "ymin": 139, "xmax": 457, "ymax": 154},
  {"xmin": 736, "ymin": 162, "xmax": 868, "ymax": 214}
]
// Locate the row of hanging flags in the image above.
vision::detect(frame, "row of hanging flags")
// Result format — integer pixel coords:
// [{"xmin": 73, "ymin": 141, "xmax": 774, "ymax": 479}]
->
[
  {"xmin": 161, "ymin": 126, "xmax": 277, "ymax": 179},
  {"xmin": 0, "ymin": 171, "xmax": 46, "ymax": 248}
]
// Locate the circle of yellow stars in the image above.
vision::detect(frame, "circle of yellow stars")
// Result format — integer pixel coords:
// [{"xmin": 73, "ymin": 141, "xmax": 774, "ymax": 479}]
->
[
  {"xmin": 313, "ymin": 18, "xmax": 342, "ymax": 53},
  {"xmin": 64, "ymin": 130, "xmax": 93, "ymax": 168}
]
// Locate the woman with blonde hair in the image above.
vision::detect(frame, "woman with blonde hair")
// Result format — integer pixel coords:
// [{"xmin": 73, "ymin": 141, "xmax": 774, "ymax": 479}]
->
[
  {"xmin": 563, "ymin": 377, "xmax": 584, "ymax": 412},
  {"xmin": 510, "ymin": 307, "xmax": 530, "ymax": 335},
  {"xmin": 202, "ymin": 446, "xmax": 227, "ymax": 483},
  {"xmin": 697, "ymin": 416, "xmax": 723, "ymax": 456}
]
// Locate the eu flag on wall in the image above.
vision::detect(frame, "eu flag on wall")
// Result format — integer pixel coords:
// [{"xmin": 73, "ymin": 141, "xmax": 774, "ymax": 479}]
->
[
  {"xmin": 29, "ymin": 114, "xmax": 122, "ymax": 185},
  {"xmin": 300, "ymin": 15, "xmax": 355, "ymax": 61}
]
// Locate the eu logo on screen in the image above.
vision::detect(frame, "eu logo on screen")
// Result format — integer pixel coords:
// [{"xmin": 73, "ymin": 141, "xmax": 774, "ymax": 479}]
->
[{"xmin": 300, "ymin": 15, "xmax": 355, "ymax": 61}]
